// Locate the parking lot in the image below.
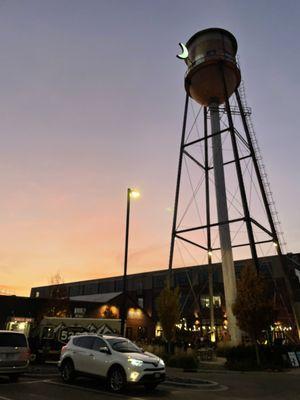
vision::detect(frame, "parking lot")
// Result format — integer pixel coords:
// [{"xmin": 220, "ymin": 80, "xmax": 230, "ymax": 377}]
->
[
  {"xmin": 1, "ymin": 370, "xmax": 300, "ymax": 400},
  {"xmin": 0, "ymin": 373, "xmax": 227, "ymax": 400}
]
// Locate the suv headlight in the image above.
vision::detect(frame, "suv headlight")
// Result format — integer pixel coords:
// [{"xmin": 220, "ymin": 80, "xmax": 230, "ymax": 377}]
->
[
  {"xmin": 159, "ymin": 358, "xmax": 165, "ymax": 367},
  {"xmin": 128, "ymin": 358, "xmax": 143, "ymax": 367}
]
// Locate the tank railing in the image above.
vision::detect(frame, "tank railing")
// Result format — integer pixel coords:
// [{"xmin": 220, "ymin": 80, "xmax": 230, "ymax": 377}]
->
[{"xmin": 185, "ymin": 50, "xmax": 239, "ymax": 77}]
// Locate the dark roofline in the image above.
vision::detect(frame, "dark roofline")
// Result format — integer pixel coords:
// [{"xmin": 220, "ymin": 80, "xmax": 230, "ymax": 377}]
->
[
  {"xmin": 31, "ymin": 262, "xmax": 223, "ymax": 291},
  {"xmin": 30, "ymin": 254, "xmax": 293, "ymax": 292}
]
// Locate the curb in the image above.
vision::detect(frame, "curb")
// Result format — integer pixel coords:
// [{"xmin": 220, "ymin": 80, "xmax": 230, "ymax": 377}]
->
[
  {"xmin": 24, "ymin": 372, "xmax": 60, "ymax": 378},
  {"xmin": 163, "ymin": 376, "xmax": 220, "ymax": 389}
]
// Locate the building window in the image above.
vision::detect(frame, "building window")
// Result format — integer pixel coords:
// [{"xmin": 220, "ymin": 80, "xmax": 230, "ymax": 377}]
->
[
  {"xmin": 74, "ymin": 307, "xmax": 86, "ymax": 318},
  {"xmin": 198, "ymin": 268, "xmax": 208, "ymax": 283},
  {"xmin": 260, "ymin": 261, "xmax": 272, "ymax": 276},
  {"xmin": 69, "ymin": 285, "xmax": 84, "ymax": 297},
  {"xmin": 115, "ymin": 280, "xmax": 123, "ymax": 292},
  {"xmin": 35, "ymin": 291, "xmax": 40, "ymax": 298},
  {"xmin": 174, "ymin": 272, "xmax": 188, "ymax": 286},
  {"xmin": 126, "ymin": 327, "xmax": 133, "ymax": 339},
  {"xmin": 213, "ymin": 296, "xmax": 221, "ymax": 307},
  {"xmin": 99, "ymin": 305, "xmax": 119, "ymax": 319},
  {"xmin": 153, "ymin": 275, "xmax": 165, "ymax": 289},
  {"xmin": 138, "ymin": 297, "xmax": 144, "ymax": 309},
  {"xmin": 235, "ymin": 264, "xmax": 243, "ymax": 277},
  {"xmin": 155, "ymin": 322, "xmax": 163, "ymax": 337},
  {"xmin": 137, "ymin": 326, "xmax": 147, "ymax": 339},
  {"xmin": 200, "ymin": 296, "xmax": 210, "ymax": 308},
  {"xmin": 84, "ymin": 283, "xmax": 98, "ymax": 295},
  {"xmin": 98, "ymin": 281, "xmax": 114, "ymax": 293},
  {"xmin": 136, "ymin": 281, "xmax": 143, "ymax": 295},
  {"xmin": 200, "ymin": 295, "xmax": 221, "ymax": 308}
]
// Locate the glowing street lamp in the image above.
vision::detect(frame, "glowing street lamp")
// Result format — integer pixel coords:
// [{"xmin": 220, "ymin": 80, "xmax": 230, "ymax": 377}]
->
[
  {"xmin": 121, "ymin": 188, "xmax": 140, "ymax": 336},
  {"xmin": 129, "ymin": 189, "xmax": 140, "ymax": 199}
]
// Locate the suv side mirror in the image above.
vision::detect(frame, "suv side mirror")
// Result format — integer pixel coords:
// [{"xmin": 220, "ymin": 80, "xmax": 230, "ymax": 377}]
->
[{"xmin": 99, "ymin": 346, "xmax": 110, "ymax": 354}]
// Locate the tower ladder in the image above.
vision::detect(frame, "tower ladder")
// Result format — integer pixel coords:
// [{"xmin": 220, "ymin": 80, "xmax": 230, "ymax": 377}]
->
[{"xmin": 238, "ymin": 80, "xmax": 287, "ymax": 253}]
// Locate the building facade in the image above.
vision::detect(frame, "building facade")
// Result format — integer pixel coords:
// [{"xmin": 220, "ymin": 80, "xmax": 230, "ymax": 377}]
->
[
  {"xmin": 0, "ymin": 292, "xmax": 155, "ymax": 347},
  {"xmin": 31, "ymin": 254, "xmax": 300, "ymax": 342}
]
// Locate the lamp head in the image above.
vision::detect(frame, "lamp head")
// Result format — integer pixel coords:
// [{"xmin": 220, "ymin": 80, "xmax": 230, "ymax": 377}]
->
[{"xmin": 129, "ymin": 189, "xmax": 140, "ymax": 199}]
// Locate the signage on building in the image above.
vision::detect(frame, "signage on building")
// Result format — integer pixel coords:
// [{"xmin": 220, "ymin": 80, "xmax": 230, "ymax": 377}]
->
[
  {"xmin": 74, "ymin": 307, "xmax": 86, "ymax": 318},
  {"xmin": 288, "ymin": 352, "xmax": 300, "ymax": 367},
  {"xmin": 39, "ymin": 317, "xmax": 121, "ymax": 345}
]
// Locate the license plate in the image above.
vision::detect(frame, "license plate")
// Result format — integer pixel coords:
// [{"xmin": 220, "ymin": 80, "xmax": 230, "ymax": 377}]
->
[{"xmin": 154, "ymin": 373, "xmax": 161, "ymax": 378}]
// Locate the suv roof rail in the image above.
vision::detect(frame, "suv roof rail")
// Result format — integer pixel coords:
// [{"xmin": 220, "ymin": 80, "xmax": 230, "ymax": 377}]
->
[
  {"xmin": 103, "ymin": 333, "xmax": 124, "ymax": 338},
  {"xmin": 74, "ymin": 332, "xmax": 103, "ymax": 337}
]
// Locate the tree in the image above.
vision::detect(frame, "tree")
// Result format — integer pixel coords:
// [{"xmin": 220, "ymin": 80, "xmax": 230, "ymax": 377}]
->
[
  {"xmin": 156, "ymin": 285, "xmax": 181, "ymax": 353},
  {"xmin": 232, "ymin": 263, "xmax": 276, "ymax": 365},
  {"xmin": 43, "ymin": 271, "xmax": 69, "ymax": 318}
]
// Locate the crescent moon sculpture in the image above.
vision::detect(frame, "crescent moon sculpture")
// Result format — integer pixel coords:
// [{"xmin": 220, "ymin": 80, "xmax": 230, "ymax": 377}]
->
[{"xmin": 176, "ymin": 43, "xmax": 189, "ymax": 60}]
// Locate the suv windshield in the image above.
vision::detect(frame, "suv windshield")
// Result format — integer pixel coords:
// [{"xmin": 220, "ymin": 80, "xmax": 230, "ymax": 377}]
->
[
  {"xmin": 0, "ymin": 333, "xmax": 27, "ymax": 347},
  {"xmin": 106, "ymin": 339, "xmax": 142, "ymax": 353}
]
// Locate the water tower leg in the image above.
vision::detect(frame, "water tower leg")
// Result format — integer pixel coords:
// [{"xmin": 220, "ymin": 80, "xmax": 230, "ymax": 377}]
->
[
  {"xmin": 209, "ymin": 102, "xmax": 242, "ymax": 346},
  {"xmin": 204, "ymin": 107, "xmax": 216, "ymax": 343}
]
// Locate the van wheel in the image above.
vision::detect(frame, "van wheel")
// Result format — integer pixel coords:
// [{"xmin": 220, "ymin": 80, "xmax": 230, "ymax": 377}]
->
[
  {"xmin": 61, "ymin": 360, "xmax": 75, "ymax": 383},
  {"xmin": 107, "ymin": 366, "xmax": 126, "ymax": 393}
]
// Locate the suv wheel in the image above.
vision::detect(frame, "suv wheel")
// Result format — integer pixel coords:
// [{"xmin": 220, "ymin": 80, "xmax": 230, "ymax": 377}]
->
[
  {"xmin": 61, "ymin": 360, "xmax": 75, "ymax": 383},
  {"xmin": 107, "ymin": 366, "xmax": 126, "ymax": 393}
]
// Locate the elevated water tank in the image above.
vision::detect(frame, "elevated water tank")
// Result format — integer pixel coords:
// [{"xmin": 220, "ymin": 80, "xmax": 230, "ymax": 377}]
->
[{"xmin": 184, "ymin": 28, "xmax": 241, "ymax": 106}]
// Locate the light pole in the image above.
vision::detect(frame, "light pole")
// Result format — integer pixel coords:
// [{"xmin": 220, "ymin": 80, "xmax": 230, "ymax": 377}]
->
[{"xmin": 121, "ymin": 188, "xmax": 140, "ymax": 336}]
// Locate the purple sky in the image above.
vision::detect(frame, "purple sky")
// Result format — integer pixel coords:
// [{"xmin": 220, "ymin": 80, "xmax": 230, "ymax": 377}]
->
[{"xmin": 0, "ymin": 0, "xmax": 299, "ymax": 295}]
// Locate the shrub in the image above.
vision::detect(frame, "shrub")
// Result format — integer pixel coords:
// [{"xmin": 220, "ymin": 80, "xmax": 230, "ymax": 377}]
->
[
  {"xmin": 225, "ymin": 345, "xmax": 294, "ymax": 371},
  {"xmin": 225, "ymin": 346, "xmax": 258, "ymax": 370},
  {"xmin": 167, "ymin": 354, "xmax": 198, "ymax": 371},
  {"xmin": 216, "ymin": 344, "xmax": 232, "ymax": 358}
]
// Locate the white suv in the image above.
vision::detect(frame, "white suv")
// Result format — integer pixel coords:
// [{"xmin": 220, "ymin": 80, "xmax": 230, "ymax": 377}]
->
[{"xmin": 58, "ymin": 334, "xmax": 165, "ymax": 392}]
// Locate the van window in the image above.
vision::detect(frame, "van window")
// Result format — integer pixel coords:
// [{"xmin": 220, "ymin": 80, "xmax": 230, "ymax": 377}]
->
[{"xmin": 0, "ymin": 333, "xmax": 27, "ymax": 347}]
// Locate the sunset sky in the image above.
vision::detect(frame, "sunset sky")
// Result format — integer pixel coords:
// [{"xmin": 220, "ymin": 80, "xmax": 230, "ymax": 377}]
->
[{"xmin": 0, "ymin": 0, "xmax": 299, "ymax": 296}]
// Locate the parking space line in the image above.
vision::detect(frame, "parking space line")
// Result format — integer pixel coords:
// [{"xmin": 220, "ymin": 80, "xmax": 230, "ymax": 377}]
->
[
  {"xmin": 0, "ymin": 395, "xmax": 14, "ymax": 400},
  {"xmin": 46, "ymin": 380, "xmax": 124, "ymax": 397},
  {"xmin": 19, "ymin": 379, "xmax": 52, "ymax": 384},
  {"xmin": 45, "ymin": 380, "xmax": 148, "ymax": 400}
]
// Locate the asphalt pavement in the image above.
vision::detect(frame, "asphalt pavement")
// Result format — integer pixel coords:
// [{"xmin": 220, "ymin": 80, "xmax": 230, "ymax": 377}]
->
[
  {"xmin": 0, "ymin": 368, "xmax": 300, "ymax": 400},
  {"xmin": 0, "ymin": 375, "xmax": 223, "ymax": 400}
]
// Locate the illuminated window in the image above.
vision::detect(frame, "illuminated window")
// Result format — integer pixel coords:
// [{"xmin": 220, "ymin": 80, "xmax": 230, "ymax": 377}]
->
[
  {"xmin": 200, "ymin": 295, "xmax": 221, "ymax": 308},
  {"xmin": 213, "ymin": 296, "xmax": 221, "ymax": 307},
  {"xmin": 200, "ymin": 296, "xmax": 210, "ymax": 308},
  {"xmin": 138, "ymin": 297, "xmax": 144, "ymax": 309}
]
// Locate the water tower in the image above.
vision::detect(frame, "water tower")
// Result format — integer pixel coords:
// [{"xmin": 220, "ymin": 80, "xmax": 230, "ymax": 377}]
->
[{"xmin": 169, "ymin": 28, "xmax": 298, "ymax": 345}]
